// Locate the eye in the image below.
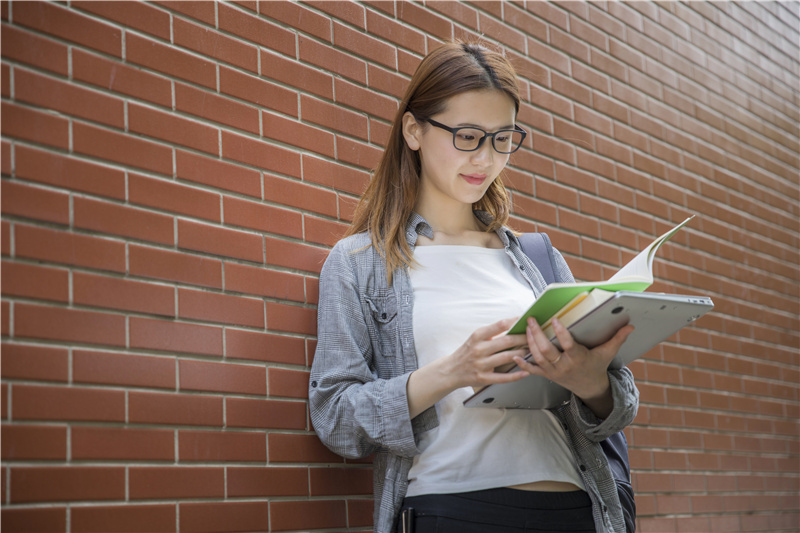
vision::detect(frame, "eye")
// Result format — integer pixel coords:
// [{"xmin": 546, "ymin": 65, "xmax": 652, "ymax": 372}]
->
[{"xmin": 456, "ymin": 131, "xmax": 477, "ymax": 142}]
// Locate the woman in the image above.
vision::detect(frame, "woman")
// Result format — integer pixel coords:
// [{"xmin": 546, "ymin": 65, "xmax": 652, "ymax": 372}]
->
[{"xmin": 309, "ymin": 41, "xmax": 638, "ymax": 533}]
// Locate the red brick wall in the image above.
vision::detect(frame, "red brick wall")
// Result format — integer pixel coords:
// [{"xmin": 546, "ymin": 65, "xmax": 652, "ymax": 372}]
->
[{"xmin": 1, "ymin": 1, "xmax": 798, "ymax": 532}]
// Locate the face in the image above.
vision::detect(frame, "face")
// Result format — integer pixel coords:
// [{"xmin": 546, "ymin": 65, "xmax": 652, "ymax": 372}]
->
[{"xmin": 403, "ymin": 89, "xmax": 517, "ymax": 210}]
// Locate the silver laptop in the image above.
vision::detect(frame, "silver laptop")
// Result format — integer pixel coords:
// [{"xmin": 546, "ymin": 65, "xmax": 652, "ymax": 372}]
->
[{"xmin": 463, "ymin": 291, "xmax": 714, "ymax": 410}]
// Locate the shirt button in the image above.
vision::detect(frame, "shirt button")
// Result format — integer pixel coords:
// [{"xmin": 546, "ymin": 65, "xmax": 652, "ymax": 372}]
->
[
  {"xmin": 579, "ymin": 464, "xmax": 587, "ymax": 472},
  {"xmin": 311, "ymin": 381, "xmax": 318, "ymax": 388}
]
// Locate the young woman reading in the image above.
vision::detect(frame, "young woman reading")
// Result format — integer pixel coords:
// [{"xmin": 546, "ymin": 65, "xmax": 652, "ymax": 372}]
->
[{"xmin": 309, "ymin": 41, "xmax": 638, "ymax": 533}]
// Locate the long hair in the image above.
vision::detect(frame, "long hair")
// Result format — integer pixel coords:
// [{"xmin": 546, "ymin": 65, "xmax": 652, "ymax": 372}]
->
[{"xmin": 346, "ymin": 41, "xmax": 521, "ymax": 281}]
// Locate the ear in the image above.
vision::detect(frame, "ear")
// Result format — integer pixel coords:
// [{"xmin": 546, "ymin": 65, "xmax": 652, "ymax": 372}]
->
[{"xmin": 401, "ymin": 112, "xmax": 422, "ymax": 151}]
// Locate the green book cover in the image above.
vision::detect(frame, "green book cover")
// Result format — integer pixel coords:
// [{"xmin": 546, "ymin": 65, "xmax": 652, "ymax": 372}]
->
[{"xmin": 506, "ymin": 216, "xmax": 694, "ymax": 335}]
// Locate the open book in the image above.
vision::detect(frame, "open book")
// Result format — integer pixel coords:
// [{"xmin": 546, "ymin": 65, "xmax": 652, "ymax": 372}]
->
[
  {"xmin": 464, "ymin": 215, "xmax": 713, "ymax": 409},
  {"xmin": 504, "ymin": 215, "xmax": 695, "ymax": 336}
]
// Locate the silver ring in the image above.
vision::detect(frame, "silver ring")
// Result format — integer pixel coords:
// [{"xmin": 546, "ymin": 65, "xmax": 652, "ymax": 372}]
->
[{"xmin": 551, "ymin": 352, "xmax": 563, "ymax": 365}]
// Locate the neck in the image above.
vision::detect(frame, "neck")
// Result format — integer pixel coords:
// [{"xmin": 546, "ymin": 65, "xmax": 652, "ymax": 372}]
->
[{"xmin": 415, "ymin": 198, "xmax": 479, "ymax": 237}]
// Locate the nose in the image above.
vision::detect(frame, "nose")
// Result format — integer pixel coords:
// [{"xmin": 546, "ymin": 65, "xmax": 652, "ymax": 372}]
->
[{"xmin": 470, "ymin": 137, "xmax": 495, "ymax": 166}]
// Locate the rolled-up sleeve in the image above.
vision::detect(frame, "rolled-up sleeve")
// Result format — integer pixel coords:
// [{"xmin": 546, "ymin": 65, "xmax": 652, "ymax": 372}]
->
[{"xmin": 309, "ymin": 241, "xmax": 419, "ymax": 460}]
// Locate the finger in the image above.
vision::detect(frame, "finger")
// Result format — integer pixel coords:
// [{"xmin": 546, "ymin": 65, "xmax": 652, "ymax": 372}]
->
[
  {"xmin": 551, "ymin": 318, "xmax": 576, "ymax": 352},
  {"xmin": 526, "ymin": 318, "xmax": 560, "ymax": 365},
  {"xmin": 476, "ymin": 316, "xmax": 520, "ymax": 342},
  {"xmin": 595, "ymin": 324, "xmax": 635, "ymax": 356},
  {"xmin": 485, "ymin": 347, "xmax": 529, "ymax": 370}
]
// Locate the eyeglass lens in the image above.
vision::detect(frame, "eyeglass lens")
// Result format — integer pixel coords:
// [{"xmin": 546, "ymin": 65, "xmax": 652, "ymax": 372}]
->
[{"xmin": 454, "ymin": 128, "xmax": 524, "ymax": 153}]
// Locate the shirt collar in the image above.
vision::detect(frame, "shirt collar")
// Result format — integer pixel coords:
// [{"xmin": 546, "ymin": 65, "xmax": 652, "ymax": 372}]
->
[{"xmin": 405, "ymin": 210, "xmax": 518, "ymax": 248}]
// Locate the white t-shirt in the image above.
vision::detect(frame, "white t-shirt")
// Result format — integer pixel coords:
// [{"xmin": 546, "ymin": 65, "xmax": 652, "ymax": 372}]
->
[{"xmin": 406, "ymin": 245, "xmax": 584, "ymax": 496}]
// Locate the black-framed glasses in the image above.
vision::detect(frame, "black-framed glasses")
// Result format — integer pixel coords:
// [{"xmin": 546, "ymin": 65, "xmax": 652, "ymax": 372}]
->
[{"xmin": 425, "ymin": 118, "xmax": 527, "ymax": 154}]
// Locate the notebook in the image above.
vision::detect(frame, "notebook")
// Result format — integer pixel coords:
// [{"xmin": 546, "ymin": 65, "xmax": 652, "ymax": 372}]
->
[{"xmin": 463, "ymin": 291, "xmax": 714, "ymax": 409}]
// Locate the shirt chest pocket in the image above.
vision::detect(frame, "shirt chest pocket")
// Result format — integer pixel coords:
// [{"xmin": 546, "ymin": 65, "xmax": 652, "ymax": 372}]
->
[{"xmin": 364, "ymin": 294, "xmax": 399, "ymax": 358}]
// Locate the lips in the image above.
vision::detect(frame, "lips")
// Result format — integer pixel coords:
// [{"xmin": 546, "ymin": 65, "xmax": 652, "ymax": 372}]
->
[{"xmin": 460, "ymin": 173, "xmax": 488, "ymax": 185}]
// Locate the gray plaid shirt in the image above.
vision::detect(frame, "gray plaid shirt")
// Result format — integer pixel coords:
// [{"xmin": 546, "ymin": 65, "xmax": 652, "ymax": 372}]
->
[{"xmin": 309, "ymin": 212, "xmax": 639, "ymax": 533}]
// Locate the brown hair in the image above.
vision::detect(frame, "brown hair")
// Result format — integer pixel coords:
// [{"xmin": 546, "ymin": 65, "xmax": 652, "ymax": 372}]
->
[{"xmin": 346, "ymin": 41, "xmax": 521, "ymax": 280}]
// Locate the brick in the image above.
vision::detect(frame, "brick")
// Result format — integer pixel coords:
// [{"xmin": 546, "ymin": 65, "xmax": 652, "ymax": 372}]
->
[
  {"xmin": 179, "ymin": 501, "xmax": 269, "ymax": 533},
  {"xmin": 173, "ymin": 17, "xmax": 258, "ymax": 73},
  {"xmin": 178, "ymin": 219, "xmax": 263, "ymax": 263},
  {"xmin": 13, "ymin": 1, "xmax": 121, "ymax": 57},
  {"xmin": 175, "ymin": 150, "xmax": 261, "ymax": 198},
  {"xmin": 12, "ymin": 384, "xmax": 125, "ymax": 423},
  {"xmin": 333, "ymin": 21, "xmax": 396, "ymax": 69},
  {"xmin": 302, "ymin": 95, "xmax": 368, "ymax": 141},
  {"xmin": 1, "ymin": 424, "xmax": 67, "ymax": 460},
  {"xmin": 129, "ymin": 244, "xmax": 222, "ymax": 289},
  {"xmin": 268, "ymin": 368, "xmax": 309, "ymax": 400},
  {"xmin": 71, "ymin": 504, "xmax": 176, "ymax": 533},
  {"xmin": 15, "ymin": 303, "xmax": 126, "ymax": 347},
  {"xmin": 396, "ymin": 0, "xmax": 450, "ymax": 39},
  {"xmin": 224, "ymin": 262, "xmax": 305, "ymax": 302},
  {"xmin": 218, "ymin": 66, "xmax": 297, "ymax": 117},
  {"xmin": 302, "ymin": 155, "xmax": 371, "ymax": 195},
  {"xmin": 72, "ymin": 122, "xmax": 172, "ymax": 176},
  {"xmin": 262, "ymin": 110, "xmax": 336, "ymax": 159},
  {"xmin": 225, "ymin": 397, "xmax": 307, "ymax": 430},
  {"xmin": 1, "ymin": 260, "xmax": 69, "ymax": 303},
  {"xmin": 304, "ymin": 214, "xmax": 349, "ymax": 247},
  {"xmin": 1, "ymin": 102, "xmax": 69, "ymax": 150},
  {"xmin": 1, "ymin": 25, "xmax": 68, "ymax": 76},
  {"xmin": 11, "ymin": 467, "xmax": 125, "ymax": 503},
  {"xmin": 366, "ymin": 9, "xmax": 426, "ymax": 55},
  {"xmin": 2, "ymin": 180, "xmax": 69, "ymax": 226},
  {"xmin": 71, "ymin": 426, "xmax": 174, "ymax": 461},
  {"xmin": 264, "ymin": 236, "xmax": 328, "ymax": 274},
  {"xmin": 227, "ymin": 467, "xmax": 308, "ymax": 497},
  {"xmin": 175, "ymin": 83, "xmax": 259, "ymax": 135},
  {"xmin": 260, "ymin": 48, "xmax": 333, "ymax": 100},
  {"xmin": 72, "ymin": 49, "xmax": 172, "ymax": 108},
  {"xmin": 366, "ymin": 63, "xmax": 410, "ymax": 101},
  {"xmin": 268, "ymin": 433, "xmax": 343, "ymax": 463},
  {"xmin": 126, "ymin": 32, "xmax": 216, "ymax": 89},
  {"xmin": 0, "ymin": 507, "xmax": 67, "ymax": 533},
  {"xmin": 73, "ymin": 270, "xmax": 173, "ymax": 316},
  {"xmin": 266, "ymin": 302, "xmax": 316, "ymax": 336},
  {"xmin": 128, "ymin": 102, "xmax": 219, "ymax": 155},
  {"xmin": 179, "ymin": 359, "xmax": 266, "ymax": 395},
  {"xmin": 219, "ymin": 2, "xmax": 295, "ymax": 56},
  {"xmin": 0, "ymin": 343, "xmax": 69, "ymax": 383},
  {"xmin": 73, "ymin": 196, "xmax": 174, "ymax": 245},
  {"xmin": 223, "ymin": 195, "xmax": 303, "ymax": 239},
  {"xmin": 129, "ymin": 391, "xmax": 223, "ymax": 427},
  {"xmin": 258, "ymin": 1, "xmax": 331, "ymax": 41},
  {"xmin": 14, "ymin": 67, "xmax": 125, "ymax": 128},
  {"xmin": 310, "ymin": 467, "xmax": 372, "ymax": 496},
  {"xmin": 15, "ymin": 145, "xmax": 126, "ymax": 200},
  {"xmin": 224, "ymin": 329, "xmax": 306, "ymax": 365},
  {"xmin": 73, "ymin": 1, "xmax": 171, "ymax": 40},
  {"xmin": 154, "ymin": 1, "xmax": 216, "ymax": 25},
  {"xmin": 129, "ymin": 173, "xmax": 221, "ymax": 223},
  {"xmin": 221, "ymin": 130, "xmax": 302, "ymax": 179},
  {"xmin": 178, "ymin": 430, "xmax": 266, "ymax": 462},
  {"xmin": 270, "ymin": 500, "xmax": 347, "ymax": 532},
  {"xmin": 130, "ymin": 466, "xmax": 224, "ymax": 500},
  {"xmin": 73, "ymin": 350, "xmax": 176, "ymax": 389},
  {"xmin": 334, "ymin": 77, "xmax": 397, "ymax": 122},
  {"xmin": 130, "ymin": 317, "xmax": 223, "ymax": 357}
]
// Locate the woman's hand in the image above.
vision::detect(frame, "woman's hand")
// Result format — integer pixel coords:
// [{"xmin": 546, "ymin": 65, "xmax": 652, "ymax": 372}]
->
[
  {"xmin": 513, "ymin": 317, "xmax": 634, "ymax": 419},
  {"xmin": 406, "ymin": 317, "xmax": 529, "ymax": 418}
]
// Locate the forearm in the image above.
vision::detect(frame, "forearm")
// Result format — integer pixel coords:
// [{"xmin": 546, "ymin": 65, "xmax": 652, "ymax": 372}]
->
[{"xmin": 406, "ymin": 356, "xmax": 457, "ymax": 419}]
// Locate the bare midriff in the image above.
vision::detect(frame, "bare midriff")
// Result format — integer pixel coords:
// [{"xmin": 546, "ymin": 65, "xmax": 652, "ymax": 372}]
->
[{"xmin": 508, "ymin": 480, "xmax": 583, "ymax": 492}]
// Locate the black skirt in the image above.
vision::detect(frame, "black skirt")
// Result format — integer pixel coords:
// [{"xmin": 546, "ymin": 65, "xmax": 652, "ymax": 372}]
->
[{"xmin": 400, "ymin": 488, "xmax": 596, "ymax": 533}]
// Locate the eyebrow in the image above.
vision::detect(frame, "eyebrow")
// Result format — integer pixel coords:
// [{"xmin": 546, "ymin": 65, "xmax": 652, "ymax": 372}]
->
[{"xmin": 455, "ymin": 122, "xmax": 516, "ymax": 131}]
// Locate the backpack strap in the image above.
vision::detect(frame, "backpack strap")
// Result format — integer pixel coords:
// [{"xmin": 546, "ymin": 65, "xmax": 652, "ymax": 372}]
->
[{"xmin": 517, "ymin": 232, "xmax": 557, "ymax": 285}]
